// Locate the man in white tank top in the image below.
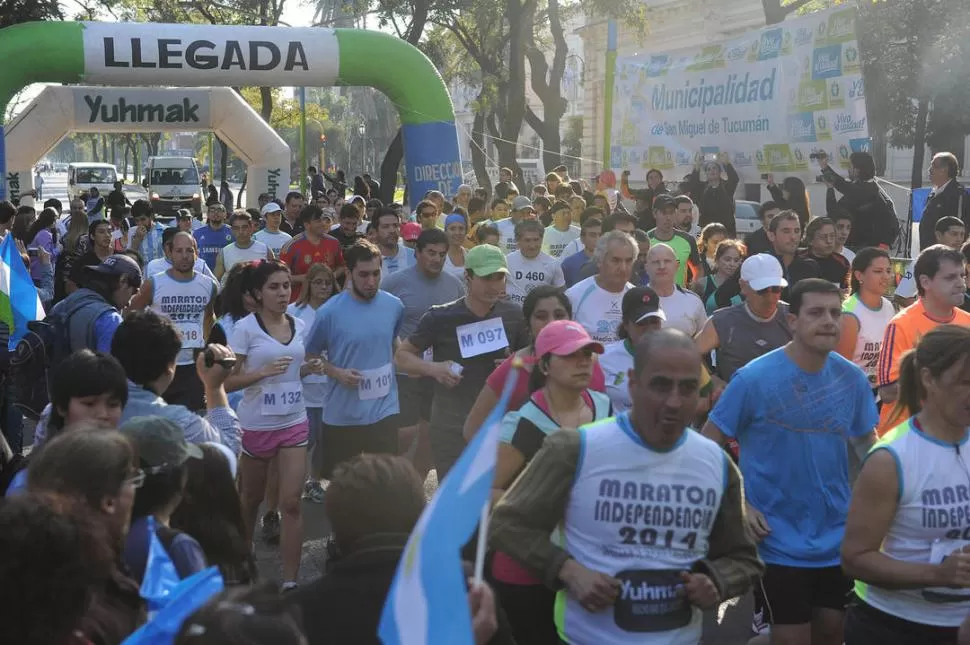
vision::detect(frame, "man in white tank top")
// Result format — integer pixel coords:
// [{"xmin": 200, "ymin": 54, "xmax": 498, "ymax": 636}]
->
[
  {"xmin": 130, "ymin": 231, "xmax": 219, "ymax": 412},
  {"xmin": 214, "ymin": 210, "xmax": 272, "ymax": 283},
  {"xmin": 491, "ymin": 328, "xmax": 762, "ymax": 644}
]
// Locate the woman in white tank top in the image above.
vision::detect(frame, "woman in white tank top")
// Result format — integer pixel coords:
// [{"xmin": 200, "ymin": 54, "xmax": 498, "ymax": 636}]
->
[
  {"xmin": 443, "ymin": 213, "xmax": 468, "ymax": 278},
  {"xmin": 842, "ymin": 325, "xmax": 970, "ymax": 644},
  {"xmin": 836, "ymin": 247, "xmax": 896, "ymax": 390}
]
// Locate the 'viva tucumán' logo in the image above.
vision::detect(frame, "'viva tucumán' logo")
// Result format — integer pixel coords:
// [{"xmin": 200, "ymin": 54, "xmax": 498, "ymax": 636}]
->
[
  {"xmin": 101, "ymin": 37, "xmax": 309, "ymax": 72},
  {"xmin": 84, "ymin": 95, "xmax": 201, "ymax": 123}
]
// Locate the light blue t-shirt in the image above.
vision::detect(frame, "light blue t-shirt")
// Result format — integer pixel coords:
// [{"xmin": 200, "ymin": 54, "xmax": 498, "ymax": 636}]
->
[
  {"xmin": 381, "ymin": 244, "xmax": 416, "ymax": 278},
  {"xmin": 709, "ymin": 347, "xmax": 878, "ymax": 567},
  {"xmin": 305, "ymin": 290, "xmax": 404, "ymax": 426}
]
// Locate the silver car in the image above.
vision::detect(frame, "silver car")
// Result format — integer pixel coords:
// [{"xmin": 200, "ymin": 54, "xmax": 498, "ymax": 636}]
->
[{"xmin": 734, "ymin": 200, "xmax": 762, "ymax": 237}]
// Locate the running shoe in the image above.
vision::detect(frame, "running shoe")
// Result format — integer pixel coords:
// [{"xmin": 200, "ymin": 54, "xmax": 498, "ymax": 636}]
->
[{"xmin": 261, "ymin": 510, "xmax": 281, "ymax": 545}]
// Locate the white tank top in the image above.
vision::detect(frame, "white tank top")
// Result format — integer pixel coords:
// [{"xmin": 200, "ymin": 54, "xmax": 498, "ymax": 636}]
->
[
  {"xmin": 842, "ymin": 294, "xmax": 896, "ymax": 386},
  {"xmin": 856, "ymin": 417, "xmax": 970, "ymax": 626},
  {"xmin": 150, "ymin": 270, "xmax": 218, "ymax": 365},
  {"xmin": 221, "ymin": 240, "xmax": 268, "ymax": 280},
  {"xmin": 556, "ymin": 413, "xmax": 728, "ymax": 644}
]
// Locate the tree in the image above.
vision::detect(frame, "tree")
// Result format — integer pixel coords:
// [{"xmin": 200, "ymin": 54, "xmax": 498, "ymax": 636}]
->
[
  {"xmin": 762, "ymin": 0, "xmax": 836, "ymax": 25},
  {"xmin": 0, "ymin": 0, "xmax": 61, "ymax": 28}
]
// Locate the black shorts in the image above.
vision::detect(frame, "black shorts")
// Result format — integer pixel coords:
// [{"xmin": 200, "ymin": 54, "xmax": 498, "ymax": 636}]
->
[
  {"xmin": 844, "ymin": 598, "xmax": 958, "ymax": 645},
  {"xmin": 318, "ymin": 415, "xmax": 400, "ymax": 479},
  {"xmin": 161, "ymin": 363, "xmax": 204, "ymax": 412},
  {"xmin": 396, "ymin": 375, "xmax": 434, "ymax": 426},
  {"xmin": 753, "ymin": 564, "xmax": 851, "ymax": 626}
]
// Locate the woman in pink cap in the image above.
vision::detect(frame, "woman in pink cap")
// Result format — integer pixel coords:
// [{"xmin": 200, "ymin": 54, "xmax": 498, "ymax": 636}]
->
[{"xmin": 488, "ymin": 318, "xmax": 612, "ymax": 645}]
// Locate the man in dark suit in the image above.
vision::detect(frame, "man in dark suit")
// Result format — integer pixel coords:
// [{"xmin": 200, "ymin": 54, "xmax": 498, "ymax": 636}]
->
[{"xmin": 919, "ymin": 151, "xmax": 969, "ymax": 250}]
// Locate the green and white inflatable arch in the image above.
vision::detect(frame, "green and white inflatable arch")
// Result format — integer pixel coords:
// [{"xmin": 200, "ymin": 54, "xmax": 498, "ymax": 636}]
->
[{"xmin": 0, "ymin": 21, "xmax": 463, "ymax": 203}]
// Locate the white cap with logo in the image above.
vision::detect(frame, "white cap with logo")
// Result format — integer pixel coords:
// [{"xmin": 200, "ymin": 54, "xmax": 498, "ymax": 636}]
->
[{"xmin": 740, "ymin": 254, "xmax": 788, "ymax": 291}]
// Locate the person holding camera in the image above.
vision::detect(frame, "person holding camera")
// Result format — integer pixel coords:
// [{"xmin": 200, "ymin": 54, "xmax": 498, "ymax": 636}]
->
[
  {"xmin": 765, "ymin": 174, "xmax": 811, "ymax": 230},
  {"xmin": 918, "ymin": 152, "xmax": 970, "ymax": 251},
  {"xmin": 682, "ymin": 151, "xmax": 740, "ymax": 236},
  {"xmin": 818, "ymin": 151, "xmax": 899, "ymax": 251},
  {"xmin": 620, "ymin": 168, "xmax": 668, "ymax": 231}
]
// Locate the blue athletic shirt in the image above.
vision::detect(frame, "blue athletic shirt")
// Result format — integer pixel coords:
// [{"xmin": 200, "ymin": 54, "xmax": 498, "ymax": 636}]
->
[
  {"xmin": 305, "ymin": 290, "xmax": 404, "ymax": 426},
  {"xmin": 708, "ymin": 347, "xmax": 878, "ymax": 567},
  {"xmin": 193, "ymin": 225, "xmax": 235, "ymax": 270}
]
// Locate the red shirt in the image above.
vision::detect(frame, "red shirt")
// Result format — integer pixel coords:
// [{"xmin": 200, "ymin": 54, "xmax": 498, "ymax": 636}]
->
[
  {"xmin": 280, "ymin": 233, "xmax": 344, "ymax": 301},
  {"xmin": 485, "ymin": 352, "xmax": 606, "ymax": 410}
]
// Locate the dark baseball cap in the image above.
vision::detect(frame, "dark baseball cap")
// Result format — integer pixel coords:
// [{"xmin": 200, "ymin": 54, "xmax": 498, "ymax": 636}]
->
[
  {"xmin": 652, "ymin": 194, "xmax": 677, "ymax": 211},
  {"xmin": 622, "ymin": 286, "xmax": 666, "ymax": 324},
  {"xmin": 119, "ymin": 416, "xmax": 203, "ymax": 468},
  {"xmin": 85, "ymin": 254, "xmax": 143, "ymax": 288}
]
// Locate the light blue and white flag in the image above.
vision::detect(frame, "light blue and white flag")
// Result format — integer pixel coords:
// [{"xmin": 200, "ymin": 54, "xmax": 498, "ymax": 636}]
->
[
  {"xmin": 0, "ymin": 233, "xmax": 45, "ymax": 350},
  {"xmin": 378, "ymin": 365, "xmax": 520, "ymax": 645}
]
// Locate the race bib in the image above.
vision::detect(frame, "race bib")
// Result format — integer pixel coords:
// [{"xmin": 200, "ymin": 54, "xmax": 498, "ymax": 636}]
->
[
  {"xmin": 175, "ymin": 322, "xmax": 205, "ymax": 349},
  {"xmin": 613, "ymin": 569, "xmax": 692, "ymax": 633},
  {"xmin": 358, "ymin": 363, "xmax": 393, "ymax": 401},
  {"xmin": 456, "ymin": 317, "xmax": 509, "ymax": 359},
  {"xmin": 261, "ymin": 381, "xmax": 303, "ymax": 416},
  {"xmin": 922, "ymin": 539, "xmax": 970, "ymax": 603}
]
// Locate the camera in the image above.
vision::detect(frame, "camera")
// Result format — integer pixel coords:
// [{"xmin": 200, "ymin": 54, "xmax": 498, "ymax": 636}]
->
[
  {"xmin": 809, "ymin": 152, "xmax": 827, "ymax": 161},
  {"xmin": 815, "ymin": 175, "xmax": 826, "ymax": 183},
  {"xmin": 26, "ymin": 247, "xmax": 39, "ymax": 257},
  {"xmin": 760, "ymin": 173, "xmax": 770, "ymax": 181},
  {"xmin": 204, "ymin": 347, "xmax": 237, "ymax": 370}
]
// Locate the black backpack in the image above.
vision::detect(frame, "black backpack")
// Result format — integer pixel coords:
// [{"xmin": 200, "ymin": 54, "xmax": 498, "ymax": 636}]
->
[{"xmin": 9, "ymin": 311, "xmax": 73, "ymax": 421}]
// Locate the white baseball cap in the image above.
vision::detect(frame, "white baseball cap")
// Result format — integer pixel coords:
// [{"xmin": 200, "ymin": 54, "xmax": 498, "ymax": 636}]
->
[
  {"xmin": 740, "ymin": 254, "xmax": 788, "ymax": 291},
  {"xmin": 260, "ymin": 202, "xmax": 282, "ymax": 216}
]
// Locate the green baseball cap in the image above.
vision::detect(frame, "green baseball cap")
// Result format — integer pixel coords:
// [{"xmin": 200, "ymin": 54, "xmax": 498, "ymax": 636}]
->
[
  {"xmin": 119, "ymin": 416, "xmax": 203, "ymax": 468},
  {"xmin": 465, "ymin": 244, "xmax": 509, "ymax": 276}
]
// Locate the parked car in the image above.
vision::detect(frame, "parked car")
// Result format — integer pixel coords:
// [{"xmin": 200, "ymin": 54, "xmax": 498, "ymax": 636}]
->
[{"xmin": 734, "ymin": 200, "xmax": 762, "ymax": 237}]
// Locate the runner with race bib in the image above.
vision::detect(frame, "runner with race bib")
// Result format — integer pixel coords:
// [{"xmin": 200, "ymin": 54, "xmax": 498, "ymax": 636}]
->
[
  {"xmin": 305, "ymin": 240, "xmax": 405, "ymax": 479},
  {"xmin": 225, "ymin": 259, "xmax": 311, "ymax": 592},
  {"xmin": 129, "ymin": 231, "xmax": 218, "ymax": 412}
]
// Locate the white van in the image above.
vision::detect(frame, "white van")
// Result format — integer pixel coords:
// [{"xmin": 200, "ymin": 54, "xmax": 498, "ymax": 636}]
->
[
  {"xmin": 67, "ymin": 162, "xmax": 118, "ymax": 201},
  {"xmin": 143, "ymin": 156, "xmax": 203, "ymax": 216}
]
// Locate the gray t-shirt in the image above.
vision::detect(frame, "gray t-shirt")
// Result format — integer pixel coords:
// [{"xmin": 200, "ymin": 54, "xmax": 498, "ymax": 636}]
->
[
  {"xmin": 711, "ymin": 302, "xmax": 793, "ymax": 381},
  {"xmin": 381, "ymin": 266, "xmax": 466, "ymax": 339}
]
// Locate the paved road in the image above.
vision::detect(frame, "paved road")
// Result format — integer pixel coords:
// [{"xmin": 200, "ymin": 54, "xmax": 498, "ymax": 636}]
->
[
  {"xmin": 253, "ymin": 470, "xmax": 756, "ymax": 645},
  {"xmin": 33, "ymin": 171, "xmax": 246, "ymax": 209}
]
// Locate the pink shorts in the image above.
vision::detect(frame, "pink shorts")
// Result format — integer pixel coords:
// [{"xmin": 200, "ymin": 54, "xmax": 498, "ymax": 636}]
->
[{"xmin": 241, "ymin": 420, "xmax": 310, "ymax": 459}]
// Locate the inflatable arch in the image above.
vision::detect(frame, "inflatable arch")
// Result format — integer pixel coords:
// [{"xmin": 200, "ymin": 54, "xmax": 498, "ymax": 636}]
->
[
  {"xmin": 0, "ymin": 21, "xmax": 463, "ymax": 204},
  {"xmin": 5, "ymin": 86, "xmax": 291, "ymax": 208}
]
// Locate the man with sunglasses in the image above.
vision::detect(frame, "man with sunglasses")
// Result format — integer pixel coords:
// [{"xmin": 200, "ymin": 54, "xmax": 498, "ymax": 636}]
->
[{"xmin": 695, "ymin": 254, "xmax": 793, "ymax": 383}]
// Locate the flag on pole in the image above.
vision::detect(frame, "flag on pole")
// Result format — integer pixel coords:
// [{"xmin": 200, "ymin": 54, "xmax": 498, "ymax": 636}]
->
[
  {"xmin": 0, "ymin": 233, "xmax": 45, "ymax": 350},
  {"xmin": 378, "ymin": 361, "xmax": 521, "ymax": 645}
]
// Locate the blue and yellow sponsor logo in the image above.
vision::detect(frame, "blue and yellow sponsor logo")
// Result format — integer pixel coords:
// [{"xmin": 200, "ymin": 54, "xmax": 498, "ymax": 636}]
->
[{"xmin": 812, "ymin": 44, "xmax": 843, "ymax": 80}]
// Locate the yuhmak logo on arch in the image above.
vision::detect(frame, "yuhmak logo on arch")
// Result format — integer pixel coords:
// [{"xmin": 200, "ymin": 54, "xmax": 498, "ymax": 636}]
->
[{"xmin": 83, "ymin": 94, "xmax": 201, "ymax": 124}]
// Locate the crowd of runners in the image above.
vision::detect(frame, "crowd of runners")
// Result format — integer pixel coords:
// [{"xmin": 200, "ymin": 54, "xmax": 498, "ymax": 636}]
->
[{"xmin": 2, "ymin": 150, "xmax": 970, "ymax": 645}]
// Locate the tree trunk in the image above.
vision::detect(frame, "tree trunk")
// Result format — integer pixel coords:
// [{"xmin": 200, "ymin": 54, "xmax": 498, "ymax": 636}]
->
[
  {"xmin": 101, "ymin": 134, "xmax": 108, "ymax": 163},
  {"xmin": 122, "ymin": 143, "xmax": 129, "ymax": 181},
  {"xmin": 871, "ymin": 128, "xmax": 887, "ymax": 177},
  {"xmin": 379, "ymin": 129, "xmax": 403, "ymax": 204},
  {"xmin": 90, "ymin": 137, "xmax": 98, "ymax": 162},
  {"xmin": 762, "ymin": 0, "xmax": 812, "ymax": 25},
  {"xmin": 471, "ymin": 109, "xmax": 490, "ymax": 192},
  {"xmin": 259, "ymin": 87, "xmax": 273, "ymax": 121},
  {"xmin": 498, "ymin": 0, "xmax": 537, "ymax": 188},
  {"xmin": 524, "ymin": 0, "xmax": 568, "ymax": 172},
  {"xmin": 238, "ymin": 172, "xmax": 247, "ymax": 208},
  {"xmin": 218, "ymin": 138, "xmax": 229, "ymax": 184},
  {"xmin": 910, "ymin": 96, "xmax": 930, "ymax": 189}
]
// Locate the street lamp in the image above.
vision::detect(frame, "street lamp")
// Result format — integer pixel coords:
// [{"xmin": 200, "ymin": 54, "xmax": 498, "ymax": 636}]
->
[{"xmin": 358, "ymin": 123, "xmax": 366, "ymax": 174}]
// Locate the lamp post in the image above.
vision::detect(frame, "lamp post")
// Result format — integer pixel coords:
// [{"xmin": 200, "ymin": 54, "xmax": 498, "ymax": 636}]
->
[{"xmin": 358, "ymin": 123, "xmax": 366, "ymax": 175}]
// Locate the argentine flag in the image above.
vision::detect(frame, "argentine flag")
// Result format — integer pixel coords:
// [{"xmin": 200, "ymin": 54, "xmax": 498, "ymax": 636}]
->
[
  {"xmin": 379, "ymin": 364, "xmax": 520, "ymax": 645},
  {"xmin": 0, "ymin": 233, "xmax": 45, "ymax": 350}
]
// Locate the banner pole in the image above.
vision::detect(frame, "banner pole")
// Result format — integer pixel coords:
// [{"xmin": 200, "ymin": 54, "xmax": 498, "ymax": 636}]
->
[{"xmin": 602, "ymin": 20, "xmax": 618, "ymax": 172}]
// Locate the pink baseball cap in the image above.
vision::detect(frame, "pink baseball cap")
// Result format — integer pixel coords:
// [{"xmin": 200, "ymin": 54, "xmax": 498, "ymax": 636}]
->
[
  {"xmin": 534, "ymin": 320, "xmax": 604, "ymax": 358},
  {"xmin": 401, "ymin": 222, "xmax": 422, "ymax": 242}
]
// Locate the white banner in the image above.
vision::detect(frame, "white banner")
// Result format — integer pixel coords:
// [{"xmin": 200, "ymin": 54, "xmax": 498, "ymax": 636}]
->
[
  {"xmin": 609, "ymin": 7, "xmax": 869, "ymax": 179},
  {"xmin": 81, "ymin": 22, "xmax": 339, "ymax": 87}
]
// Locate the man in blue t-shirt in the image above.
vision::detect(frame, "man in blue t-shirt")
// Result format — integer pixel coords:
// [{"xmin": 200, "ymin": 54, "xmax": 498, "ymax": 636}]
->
[
  {"xmin": 560, "ymin": 216, "xmax": 602, "ymax": 287},
  {"xmin": 702, "ymin": 278, "xmax": 878, "ymax": 645},
  {"xmin": 192, "ymin": 202, "xmax": 234, "ymax": 270}
]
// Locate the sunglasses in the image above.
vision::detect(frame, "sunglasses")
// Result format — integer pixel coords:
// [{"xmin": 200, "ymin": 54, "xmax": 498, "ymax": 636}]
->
[{"xmin": 757, "ymin": 286, "xmax": 783, "ymax": 295}]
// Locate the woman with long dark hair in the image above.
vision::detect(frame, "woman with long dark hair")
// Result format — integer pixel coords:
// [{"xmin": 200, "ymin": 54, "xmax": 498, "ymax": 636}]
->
[
  {"xmin": 694, "ymin": 238, "xmax": 745, "ymax": 315},
  {"xmin": 842, "ymin": 325, "xmax": 970, "ymax": 644},
  {"xmin": 767, "ymin": 174, "xmax": 811, "ymax": 230},
  {"xmin": 836, "ymin": 248, "xmax": 895, "ymax": 391},
  {"xmin": 225, "ymin": 259, "xmax": 315, "ymax": 591},
  {"xmin": 171, "ymin": 443, "xmax": 257, "ymax": 586}
]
